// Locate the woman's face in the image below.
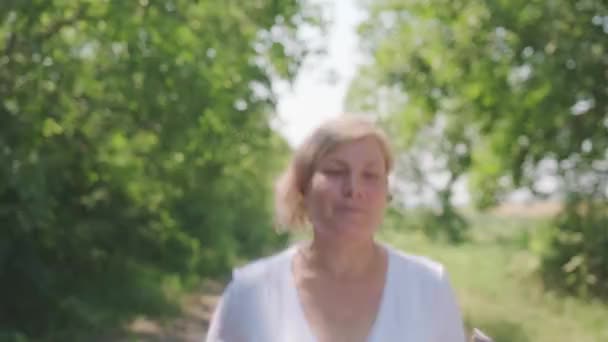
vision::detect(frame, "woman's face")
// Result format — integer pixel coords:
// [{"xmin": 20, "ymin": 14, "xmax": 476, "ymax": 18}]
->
[{"xmin": 305, "ymin": 136, "xmax": 389, "ymax": 243}]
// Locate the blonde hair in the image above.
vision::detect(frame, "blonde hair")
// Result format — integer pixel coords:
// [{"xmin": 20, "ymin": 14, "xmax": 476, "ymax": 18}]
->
[{"xmin": 273, "ymin": 115, "xmax": 394, "ymax": 231}]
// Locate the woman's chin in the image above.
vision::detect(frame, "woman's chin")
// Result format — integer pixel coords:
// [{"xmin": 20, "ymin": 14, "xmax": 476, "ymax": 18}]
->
[{"xmin": 317, "ymin": 221, "xmax": 374, "ymax": 240}]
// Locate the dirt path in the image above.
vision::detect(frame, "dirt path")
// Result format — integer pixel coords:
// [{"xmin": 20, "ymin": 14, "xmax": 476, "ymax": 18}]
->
[{"xmin": 102, "ymin": 281, "xmax": 222, "ymax": 342}]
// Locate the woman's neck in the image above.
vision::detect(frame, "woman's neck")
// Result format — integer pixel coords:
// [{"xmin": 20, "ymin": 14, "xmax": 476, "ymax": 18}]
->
[{"xmin": 299, "ymin": 235, "xmax": 382, "ymax": 280}]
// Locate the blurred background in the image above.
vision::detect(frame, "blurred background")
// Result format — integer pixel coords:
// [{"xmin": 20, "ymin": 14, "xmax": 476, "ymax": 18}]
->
[{"xmin": 1, "ymin": 0, "xmax": 607, "ymax": 341}]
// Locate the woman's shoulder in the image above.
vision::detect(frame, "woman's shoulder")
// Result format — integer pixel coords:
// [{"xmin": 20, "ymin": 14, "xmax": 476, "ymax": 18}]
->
[
  {"xmin": 208, "ymin": 246, "xmax": 297, "ymax": 339},
  {"xmin": 230, "ymin": 245, "xmax": 296, "ymax": 287},
  {"xmin": 384, "ymin": 243, "xmax": 447, "ymax": 283}
]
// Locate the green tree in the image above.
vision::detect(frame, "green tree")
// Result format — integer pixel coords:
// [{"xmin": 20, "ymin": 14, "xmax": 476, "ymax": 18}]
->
[
  {"xmin": 349, "ymin": 0, "xmax": 608, "ymax": 296},
  {"xmin": 0, "ymin": 0, "xmax": 323, "ymax": 338}
]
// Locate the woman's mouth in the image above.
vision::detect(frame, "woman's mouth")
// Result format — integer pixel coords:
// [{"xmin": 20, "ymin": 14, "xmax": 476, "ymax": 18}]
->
[{"xmin": 336, "ymin": 205, "xmax": 365, "ymax": 213}]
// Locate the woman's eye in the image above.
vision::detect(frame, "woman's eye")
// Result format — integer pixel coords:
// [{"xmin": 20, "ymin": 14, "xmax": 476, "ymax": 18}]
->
[{"xmin": 324, "ymin": 169, "xmax": 345, "ymax": 176}]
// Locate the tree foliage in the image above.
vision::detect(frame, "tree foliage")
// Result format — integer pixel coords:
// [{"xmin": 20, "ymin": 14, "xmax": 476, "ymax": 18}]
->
[
  {"xmin": 349, "ymin": 0, "xmax": 608, "ymax": 296},
  {"xmin": 0, "ymin": 0, "xmax": 322, "ymax": 338}
]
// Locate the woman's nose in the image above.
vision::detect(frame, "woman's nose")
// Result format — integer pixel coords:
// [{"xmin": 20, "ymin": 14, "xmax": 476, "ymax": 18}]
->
[{"xmin": 343, "ymin": 173, "xmax": 362, "ymax": 198}]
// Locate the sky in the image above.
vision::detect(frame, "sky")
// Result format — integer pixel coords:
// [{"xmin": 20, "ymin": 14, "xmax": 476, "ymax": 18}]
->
[
  {"xmin": 270, "ymin": 0, "xmax": 474, "ymax": 207},
  {"xmin": 272, "ymin": 0, "xmax": 365, "ymax": 148},
  {"xmin": 268, "ymin": 0, "xmax": 538, "ymax": 206}
]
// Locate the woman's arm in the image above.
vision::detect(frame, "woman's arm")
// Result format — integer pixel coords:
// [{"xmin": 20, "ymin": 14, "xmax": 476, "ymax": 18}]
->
[
  {"xmin": 434, "ymin": 268, "xmax": 467, "ymax": 342},
  {"xmin": 205, "ymin": 281, "xmax": 246, "ymax": 342}
]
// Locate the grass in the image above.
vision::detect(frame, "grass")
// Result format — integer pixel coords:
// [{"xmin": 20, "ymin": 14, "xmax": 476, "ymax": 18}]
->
[{"xmin": 377, "ymin": 210, "xmax": 608, "ymax": 342}]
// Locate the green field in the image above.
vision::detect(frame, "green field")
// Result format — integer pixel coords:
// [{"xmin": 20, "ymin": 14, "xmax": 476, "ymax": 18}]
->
[{"xmin": 375, "ymin": 210, "xmax": 608, "ymax": 342}]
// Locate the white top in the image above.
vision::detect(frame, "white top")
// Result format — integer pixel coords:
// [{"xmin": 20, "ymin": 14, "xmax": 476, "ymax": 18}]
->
[{"xmin": 205, "ymin": 243, "xmax": 466, "ymax": 342}]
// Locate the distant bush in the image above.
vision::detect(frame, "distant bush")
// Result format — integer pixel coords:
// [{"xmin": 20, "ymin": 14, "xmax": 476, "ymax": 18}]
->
[
  {"xmin": 383, "ymin": 206, "xmax": 469, "ymax": 244},
  {"xmin": 536, "ymin": 200, "xmax": 608, "ymax": 299}
]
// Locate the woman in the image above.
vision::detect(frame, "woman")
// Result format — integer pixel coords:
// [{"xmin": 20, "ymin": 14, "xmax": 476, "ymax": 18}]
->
[{"xmin": 206, "ymin": 116, "xmax": 466, "ymax": 342}]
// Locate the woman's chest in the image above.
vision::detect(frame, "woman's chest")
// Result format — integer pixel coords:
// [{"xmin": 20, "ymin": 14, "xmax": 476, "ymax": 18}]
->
[
  {"xmin": 248, "ymin": 281, "xmax": 435, "ymax": 342},
  {"xmin": 296, "ymin": 280, "xmax": 385, "ymax": 342}
]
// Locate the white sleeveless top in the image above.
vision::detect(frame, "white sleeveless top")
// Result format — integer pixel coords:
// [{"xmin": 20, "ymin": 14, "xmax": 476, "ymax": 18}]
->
[{"xmin": 205, "ymin": 243, "xmax": 466, "ymax": 342}]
